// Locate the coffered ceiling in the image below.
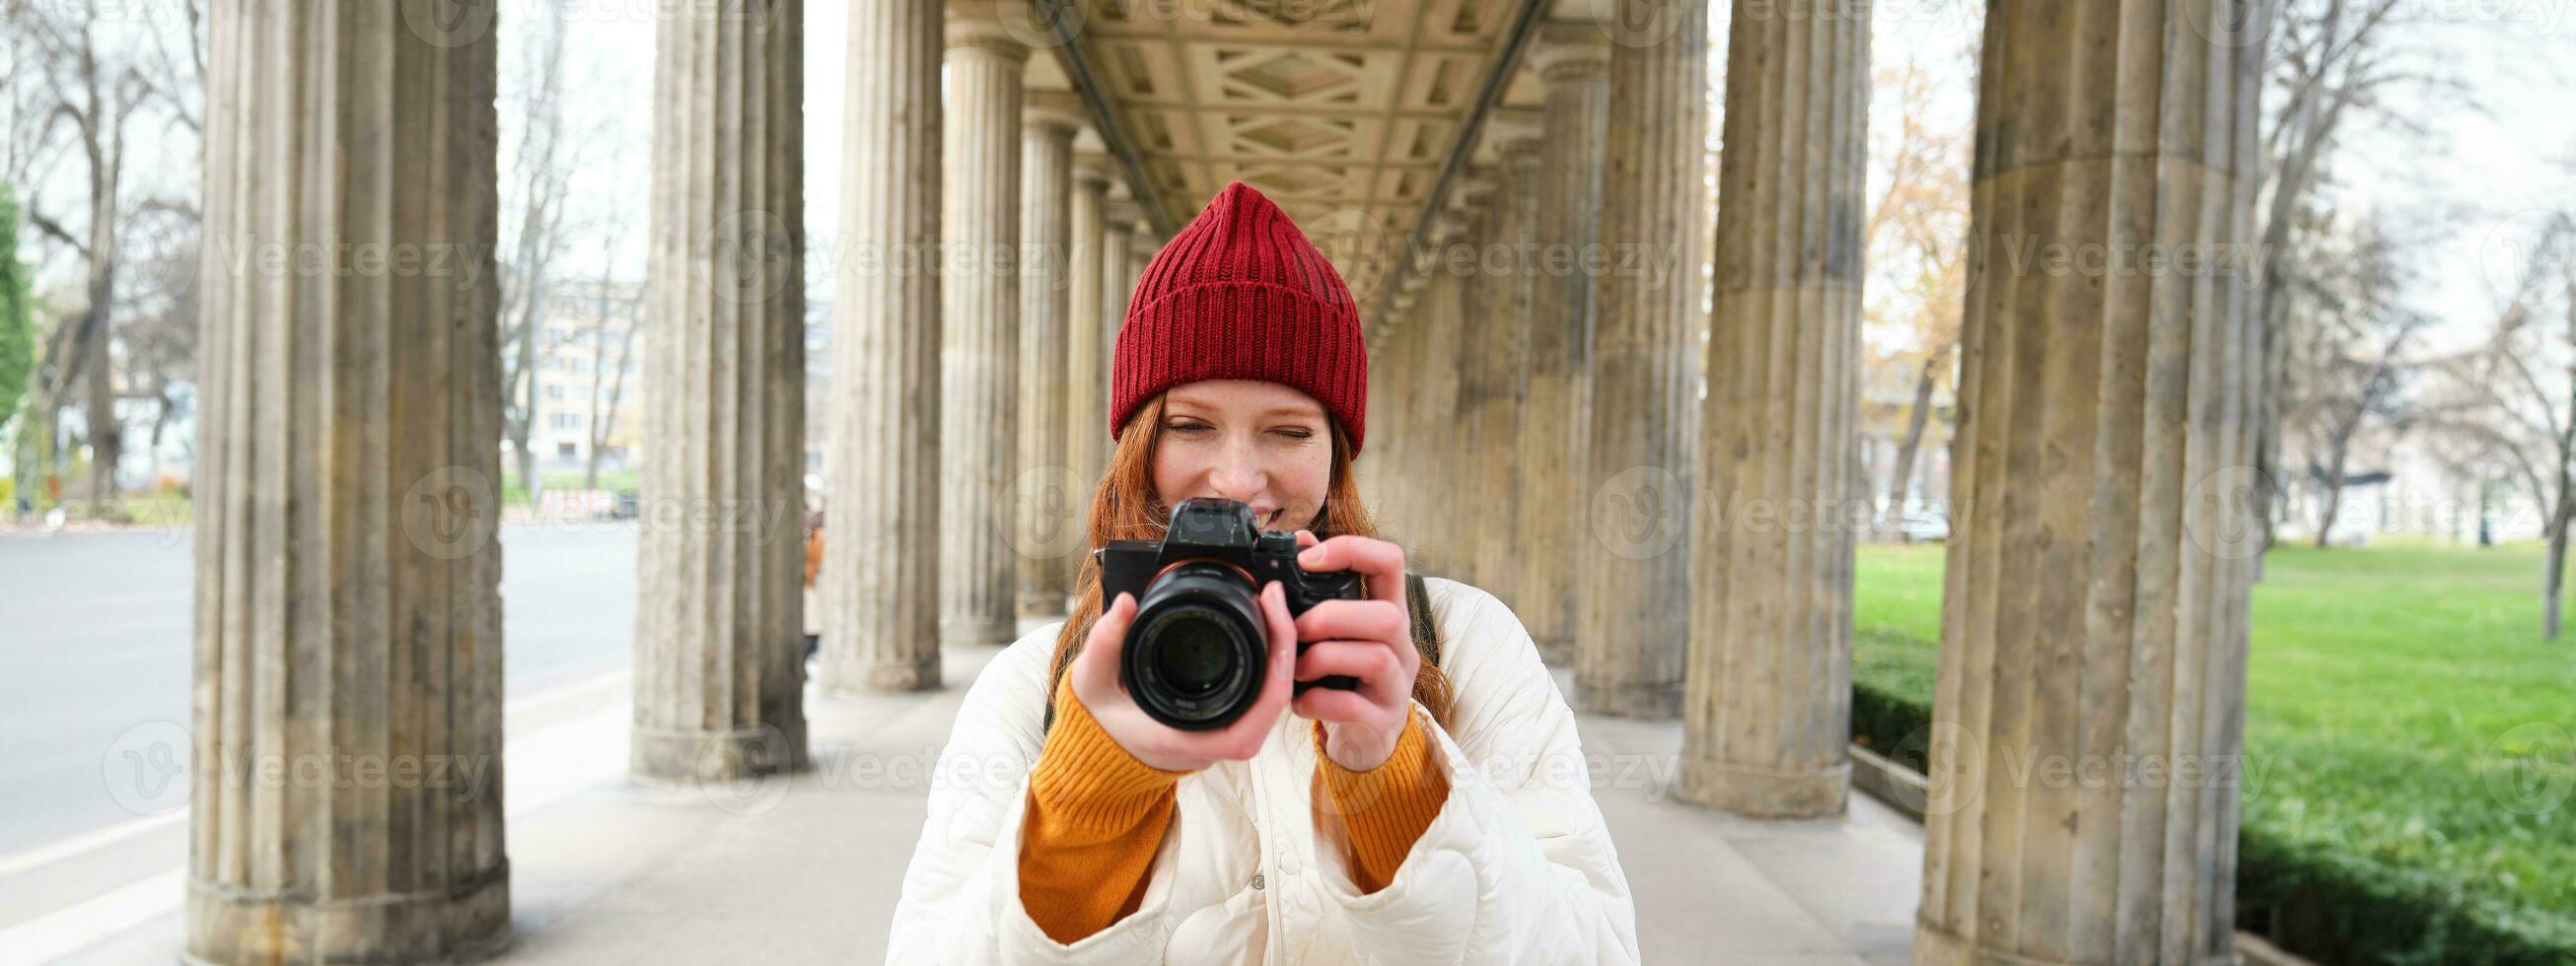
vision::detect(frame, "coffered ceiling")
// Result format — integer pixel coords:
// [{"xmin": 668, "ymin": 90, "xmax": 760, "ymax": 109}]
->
[{"xmin": 1032, "ymin": 0, "xmax": 1570, "ymax": 321}]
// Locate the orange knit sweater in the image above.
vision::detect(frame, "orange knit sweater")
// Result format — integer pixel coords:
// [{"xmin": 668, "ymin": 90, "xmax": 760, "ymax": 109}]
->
[{"xmin": 1019, "ymin": 676, "xmax": 1450, "ymax": 944}]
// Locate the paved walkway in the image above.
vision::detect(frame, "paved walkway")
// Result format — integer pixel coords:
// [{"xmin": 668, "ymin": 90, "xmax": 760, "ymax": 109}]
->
[{"xmin": 51, "ymin": 622, "xmax": 1923, "ymax": 965}]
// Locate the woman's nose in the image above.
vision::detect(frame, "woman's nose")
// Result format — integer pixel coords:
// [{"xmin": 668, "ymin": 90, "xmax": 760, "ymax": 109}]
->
[{"xmin": 1206, "ymin": 444, "xmax": 1264, "ymax": 500}]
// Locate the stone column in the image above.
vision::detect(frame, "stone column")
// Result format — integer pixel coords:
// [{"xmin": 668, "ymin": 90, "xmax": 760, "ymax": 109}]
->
[
  {"xmin": 1062, "ymin": 161, "xmax": 1110, "ymax": 495},
  {"xmin": 1015, "ymin": 102, "xmax": 1083, "ymax": 616},
  {"xmin": 634, "ymin": 0, "xmax": 810, "ymax": 781},
  {"xmin": 939, "ymin": 7, "xmax": 1030, "ymax": 647},
  {"xmin": 1575, "ymin": 0, "xmax": 1707, "ymax": 719},
  {"xmin": 188, "ymin": 4, "xmax": 509, "ymax": 960},
  {"xmin": 1678, "ymin": 1, "xmax": 1871, "ymax": 819},
  {"xmin": 1519, "ymin": 31, "xmax": 1609, "ymax": 664},
  {"xmin": 1416, "ymin": 213, "xmax": 1470, "ymax": 578},
  {"xmin": 1098, "ymin": 202, "xmax": 1137, "ymax": 435},
  {"xmin": 1467, "ymin": 137, "xmax": 1539, "ymax": 605},
  {"xmin": 1915, "ymin": 2, "xmax": 2267, "ymax": 964},
  {"xmin": 821, "ymin": 0, "xmax": 944, "ymax": 693}
]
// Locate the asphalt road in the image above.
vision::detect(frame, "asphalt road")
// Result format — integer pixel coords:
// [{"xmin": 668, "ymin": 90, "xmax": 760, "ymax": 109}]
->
[{"xmin": 0, "ymin": 521, "xmax": 638, "ymax": 857}]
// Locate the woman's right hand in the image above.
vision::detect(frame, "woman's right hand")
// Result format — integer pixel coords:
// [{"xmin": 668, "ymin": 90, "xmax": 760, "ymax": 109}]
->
[{"xmin": 1068, "ymin": 585, "xmax": 1301, "ymax": 772}]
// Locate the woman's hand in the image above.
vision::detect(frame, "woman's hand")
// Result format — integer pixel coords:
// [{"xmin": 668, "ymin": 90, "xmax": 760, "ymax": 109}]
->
[
  {"xmin": 1067, "ymin": 584, "xmax": 1302, "ymax": 772},
  {"xmin": 1287, "ymin": 531, "xmax": 1420, "ymax": 772}
]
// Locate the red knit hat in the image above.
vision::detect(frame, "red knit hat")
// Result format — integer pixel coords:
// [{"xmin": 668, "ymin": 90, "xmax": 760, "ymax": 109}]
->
[{"xmin": 1111, "ymin": 181, "xmax": 1370, "ymax": 450}]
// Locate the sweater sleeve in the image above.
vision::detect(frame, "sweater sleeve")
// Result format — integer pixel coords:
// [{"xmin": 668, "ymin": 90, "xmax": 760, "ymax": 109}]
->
[
  {"xmin": 1017, "ymin": 675, "xmax": 1191, "ymax": 944},
  {"xmin": 1310, "ymin": 707, "xmax": 1450, "ymax": 894}
]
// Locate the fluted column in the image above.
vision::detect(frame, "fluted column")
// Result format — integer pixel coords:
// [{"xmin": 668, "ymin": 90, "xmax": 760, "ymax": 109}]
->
[
  {"xmin": 1575, "ymin": 0, "xmax": 1707, "ymax": 719},
  {"xmin": 1098, "ymin": 203, "xmax": 1137, "ymax": 435},
  {"xmin": 1679, "ymin": 1, "xmax": 1871, "ymax": 819},
  {"xmin": 1063, "ymin": 161, "xmax": 1110, "ymax": 492},
  {"xmin": 1916, "ymin": 2, "xmax": 2268, "ymax": 963},
  {"xmin": 634, "ymin": 0, "xmax": 809, "ymax": 781},
  {"xmin": 939, "ymin": 9, "xmax": 1030, "ymax": 647},
  {"xmin": 1520, "ymin": 32, "xmax": 1609, "ymax": 664},
  {"xmin": 1468, "ymin": 140, "xmax": 1539, "ymax": 605},
  {"xmin": 188, "ymin": 4, "xmax": 508, "ymax": 960},
  {"xmin": 1015, "ymin": 104, "xmax": 1082, "ymax": 617},
  {"xmin": 1416, "ymin": 214, "xmax": 1470, "ymax": 577},
  {"xmin": 821, "ymin": 0, "xmax": 943, "ymax": 693}
]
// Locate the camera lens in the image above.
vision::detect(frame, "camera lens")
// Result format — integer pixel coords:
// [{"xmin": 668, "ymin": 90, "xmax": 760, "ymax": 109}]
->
[
  {"xmin": 1123, "ymin": 561, "xmax": 1266, "ymax": 730},
  {"xmin": 1151, "ymin": 617, "xmax": 1237, "ymax": 697}
]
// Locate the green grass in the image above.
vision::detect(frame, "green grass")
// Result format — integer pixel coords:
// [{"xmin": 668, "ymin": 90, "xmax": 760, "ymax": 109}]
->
[{"xmin": 1853, "ymin": 542, "xmax": 2576, "ymax": 964}]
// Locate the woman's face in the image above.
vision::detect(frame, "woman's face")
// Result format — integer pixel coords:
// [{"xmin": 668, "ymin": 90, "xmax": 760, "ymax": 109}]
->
[{"xmin": 1151, "ymin": 380, "xmax": 1333, "ymax": 532}]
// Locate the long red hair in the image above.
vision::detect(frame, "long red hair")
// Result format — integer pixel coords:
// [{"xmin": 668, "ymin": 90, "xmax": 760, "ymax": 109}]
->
[{"xmin": 1046, "ymin": 391, "xmax": 1457, "ymax": 731}]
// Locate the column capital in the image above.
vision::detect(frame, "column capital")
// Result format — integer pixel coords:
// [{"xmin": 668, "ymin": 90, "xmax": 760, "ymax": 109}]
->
[
  {"xmin": 1024, "ymin": 90, "xmax": 1089, "ymax": 140},
  {"xmin": 947, "ymin": 1, "xmax": 1036, "ymax": 60},
  {"xmin": 1529, "ymin": 22, "xmax": 1610, "ymax": 83},
  {"xmin": 1074, "ymin": 154, "xmax": 1117, "ymax": 192},
  {"xmin": 1104, "ymin": 198, "xmax": 1144, "ymax": 234},
  {"xmin": 1488, "ymin": 110, "xmax": 1544, "ymax": 169}
]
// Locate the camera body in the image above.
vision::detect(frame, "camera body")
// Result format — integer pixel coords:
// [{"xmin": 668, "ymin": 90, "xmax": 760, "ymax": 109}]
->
[{"xmin": 1097, "ymin": 498, "xmax": 1364, "ymax": 729}]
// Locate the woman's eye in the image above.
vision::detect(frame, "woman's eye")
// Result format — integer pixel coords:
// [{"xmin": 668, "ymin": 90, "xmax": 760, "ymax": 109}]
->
[
  {"xmin": 1165, "ymin": 420, "xmax": 1211, "ymax": 434},
  {"xmin": 1270, "ymin": 428, "xmax": 1315, "ymax": 441}
]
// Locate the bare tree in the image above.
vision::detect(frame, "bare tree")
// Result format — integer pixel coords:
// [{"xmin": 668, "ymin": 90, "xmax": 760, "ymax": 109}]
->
[
  {"xmin": 581, "ymin": 269, "xmax": 638, "ymax": 491},
  {"xmin": 2280, "ymin": 213, "xmax": 2429, "ymax": 547},
  {"xmin": 498, "ymin": 0, "xmax": 591, "ymax": 504},
  {"xmin": 4, "ymin": 0, "xmax": 201, "ymax": 508},
  {"xmin": 2431, "ymin": 210, "xmax": 2576, "ymax": 638},
  {"xmin": 2250, "ymin": 0, "xmax": 2469, "ymax": 559}
]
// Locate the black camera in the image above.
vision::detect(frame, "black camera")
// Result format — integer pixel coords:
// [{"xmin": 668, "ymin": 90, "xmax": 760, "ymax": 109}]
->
[{"xmin": 1097, "ymin": 498, "xmax": 1366, "ymax": 730}]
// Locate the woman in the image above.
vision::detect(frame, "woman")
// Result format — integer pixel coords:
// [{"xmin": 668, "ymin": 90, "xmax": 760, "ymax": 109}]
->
[{"xmin": 887, "ymin": 182, "xmax": 1637, "ymax": 964}]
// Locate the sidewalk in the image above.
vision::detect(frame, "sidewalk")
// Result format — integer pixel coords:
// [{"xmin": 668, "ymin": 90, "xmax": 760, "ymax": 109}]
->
[{"xmin": 46, "ymin": 623, "xmax": 1924, "ymax": 964}]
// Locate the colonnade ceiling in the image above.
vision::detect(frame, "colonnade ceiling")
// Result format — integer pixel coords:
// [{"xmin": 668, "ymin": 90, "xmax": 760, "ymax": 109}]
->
[{"xmin": 1027, "ymin": 0, "xmax": 1603, "ymax": 317}]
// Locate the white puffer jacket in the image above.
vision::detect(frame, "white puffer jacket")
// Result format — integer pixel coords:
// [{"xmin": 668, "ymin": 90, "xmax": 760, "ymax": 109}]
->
[{"xmin": 884, "ymin": 578, "xmax": 1639, "ymax": 965}]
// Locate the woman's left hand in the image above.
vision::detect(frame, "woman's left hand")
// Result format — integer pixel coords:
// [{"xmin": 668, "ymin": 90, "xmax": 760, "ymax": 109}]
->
[{"xmin": 1287, "ymin": 530, "xmax": 1419, "ymax": 771}]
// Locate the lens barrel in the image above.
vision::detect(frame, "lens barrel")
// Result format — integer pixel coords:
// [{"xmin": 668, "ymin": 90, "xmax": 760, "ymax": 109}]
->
[{"xmin": 1121, "ymin": 560, "xmax": 1268, "ymax": 730}]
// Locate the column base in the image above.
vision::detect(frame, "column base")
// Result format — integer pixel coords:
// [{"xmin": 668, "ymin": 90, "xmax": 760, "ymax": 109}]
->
[
  {"xmin": 1573, "ymin": 678, "xmax": 1683, "ymax": 719},
  {"xmin": 941, "ymin": 614, "xmax": 1022, "ymax": 649},
  {"xmin": 823, "ymin": 654, "xmax": 942, "ymax": 694},
  {"xmin": 185, "ymin": 860, "xmax": 511, "ymax": 966},
  {"xmin": 1912, "ymin": 916, "xmax": 2241, "ymax": 966},
  {"xmin": 1677, "ymin": 755, "xmax": 1850, "ymax": 818},
  {"xmin": 631, "ymin": 721, "xmax": 812, "ymax": 784}
]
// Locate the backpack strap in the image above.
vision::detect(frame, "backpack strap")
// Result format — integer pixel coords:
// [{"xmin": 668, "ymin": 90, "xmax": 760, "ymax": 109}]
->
[{"xmin": 1040, "ymin": 572, "xmax": 1445, "ymax": 738}]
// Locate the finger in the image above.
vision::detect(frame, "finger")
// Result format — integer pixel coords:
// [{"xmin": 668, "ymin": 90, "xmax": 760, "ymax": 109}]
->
[
  {"xmin": 1292, "ymin": 598, "xmax": 1409, "ymax": 649},
  {"xmin": 1291, "ymin": 688, "xmax": 1381, "ymax": 725},
  {"xmin": 1295, "ymin": 640, "xmax": 1409, "ymax": 706},
  {"xmin": 1293, "ymin": 528, "xmax": 1321, "ymax": 549},
  {"xmin": 1071, "ymin": 592, "xmax": 1137, "ymax": 699},
  {"xmin": 1220, "ymin": 583, "xmax": 1301, "ymax": 748},
  {"xmin": 1297, "ymin": 535, "xmax": 1407, "ymax": 606}
]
